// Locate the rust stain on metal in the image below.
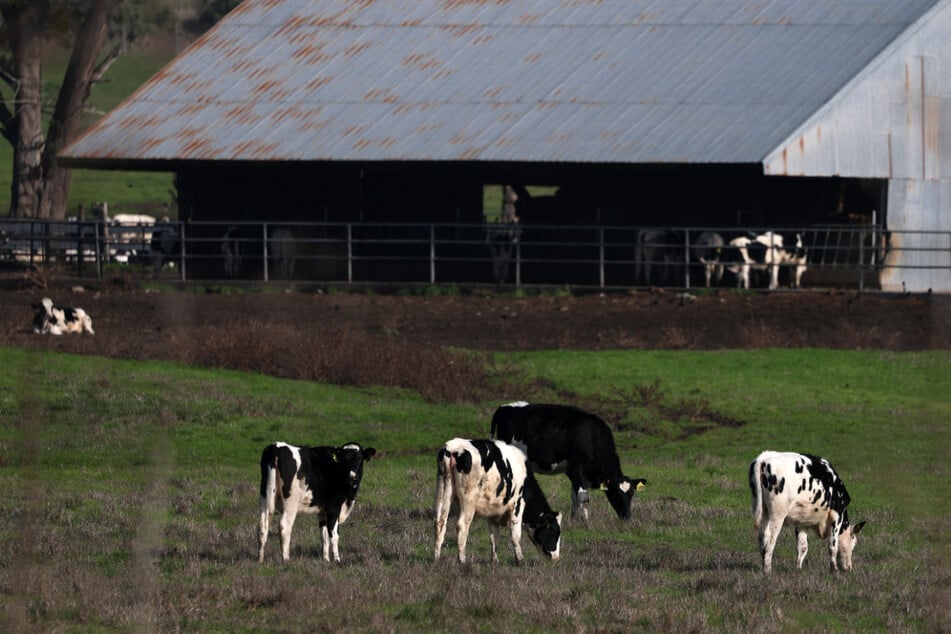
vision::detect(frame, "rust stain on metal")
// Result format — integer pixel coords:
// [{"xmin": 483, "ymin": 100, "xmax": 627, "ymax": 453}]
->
[
  {"xmin": 518, "ymin": 13, "xmax": 540, "ymax": 25},
  {"xmin": 442, "ymin": 24, "xmax": 480, "ymax": 37},
  {"xmin": 344, "ymin": 42, "xmax": 373, "ymax": 57},
  {"xmin": 441, "ymin": 0, "xmax": 510, "ymax": 9},
  {"xmin": 402, "ymin": 52, "xmax": 442, "ymax": 71},
  {"xmin": 523, "ymin": 52, "xmax": 542, "ymax": 64},
  {"xmin": 306, "ymin": 76, "xmax": 334, "ymax": 91},
  {"xmin": 483, "ymin": 86, "xmax": 505, "ymax": 99}
]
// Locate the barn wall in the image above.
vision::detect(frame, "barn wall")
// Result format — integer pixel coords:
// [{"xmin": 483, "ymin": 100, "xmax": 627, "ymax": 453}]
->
[{"xmin": 762, "ymin": 0, "xmax": 950, "ymax": 291}]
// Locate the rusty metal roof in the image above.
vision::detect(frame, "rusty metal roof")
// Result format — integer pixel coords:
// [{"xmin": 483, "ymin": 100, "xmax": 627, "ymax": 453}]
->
[{"xmin": 59, "ymin": 0, "xmax": 943, "ymax": 167}]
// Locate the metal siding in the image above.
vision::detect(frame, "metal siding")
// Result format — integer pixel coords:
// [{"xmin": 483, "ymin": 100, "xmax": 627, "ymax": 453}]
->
[{"xmin": 60, "ymin": 0, "xmax": 943, "ymax": 165}]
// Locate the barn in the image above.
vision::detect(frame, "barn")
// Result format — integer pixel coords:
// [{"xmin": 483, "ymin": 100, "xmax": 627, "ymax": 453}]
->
[{"xmin": 58, "ymin": 0, "xmax": 950, "ymax": 291}]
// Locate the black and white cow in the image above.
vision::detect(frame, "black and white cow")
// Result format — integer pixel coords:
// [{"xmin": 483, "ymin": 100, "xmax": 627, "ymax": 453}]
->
[
  {"xmin": 723, "ymin": 232, "xmax": 808, "ymax": 290},
  {"xmin": 490, "ymin": 402, "xmax": 646, "ymax": 520},
  {"xmin": 749, "ymin": 450, "xmax": 866, "ymax": 573},
  {"xmin": 32, "ymin": 297, "xmax": 95, "ymax": 335},
  {"xmin": 258, "ymin": 441, "xmax": 376, "ymax": 563},
  {"xmin": 691, "ymin": 230, "xmax": 725, "ymax": 287},
  {"xmin": 434, "ymin": 438, "xmax": 562, "ymax": 564}
]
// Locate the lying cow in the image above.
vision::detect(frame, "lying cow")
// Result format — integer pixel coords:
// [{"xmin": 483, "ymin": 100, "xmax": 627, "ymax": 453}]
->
[
  {"xmin": 490, "ymin": 402, "xmax": 646, "ymax": 520},
  {"xmin": 32, "ymin": 297, "xmax": 95, "ymax": 335},
  {"xmin": 749, "ymin": 450, "xmax": 866, "ymax": 573},
  {"xmin": 434, "ymin": 438, "xmax": 562, "ymax": 564},
  {"xmin": 258, "ymin": 441, "xmax": 376, "ymax": 563}
]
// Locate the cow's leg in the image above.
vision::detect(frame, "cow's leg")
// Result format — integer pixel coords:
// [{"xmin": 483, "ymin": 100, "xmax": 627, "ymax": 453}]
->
[
  {"xmin": 508, "ymin": 518, "xmax": 525, "ymax": 565},
  {"xmin": 326, "ymin": 518, "xmax": 342, "ymax": 563},
  {"xmin": 278, "ymin": 504, "xmax": 299, "ymax": 561},
  {"xmin": 759, "ymin": 515, "xmax": 784, "ymax": 573},
  {"xmin": 827, "ymin": 520, "xmax": 842, "ymax": 572},
  {"xmin": 567, "ymin": 467, "xmax": 590, "ymax": 520},
  {"xmin": 487, "ymin": 521, "xmax": 501, "ymax": 563},
  {"xmin": 456, "ymin": 507, "xmax": 476, "ymax": 564},
  {"xmin": 796, "ymin": 528, "xmax": 809, "ymax": 568},
  {"xmin": 769, "ymin": 264, "xmax": 780, "ymax": 290},
  {"xmin": 569, "ymin": 486, "xmax": 590, "ymax": 521}
]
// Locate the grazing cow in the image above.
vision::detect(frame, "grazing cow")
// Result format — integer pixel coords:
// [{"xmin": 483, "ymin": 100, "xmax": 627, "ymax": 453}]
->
[
  {"xmin": 490, "ymin": 402, "xmax": 646, "ymax": 520},
  {"xmin": 434, "ymin": 438, "xmax": 562, "ymax": 564},
  {"xmin": 749, "ymin": 450, "xmax": 866, "ymax": 573},
  {"xmin": 221, "ymin": 226, "xmax": 243, "ymax": 278},
  {"xmin": 691, "ymin": 230, "xmax": 725, "ymax": 287},
  {"xmin": 32, "ymin": 297, "xmax": 94, "ymax": 335},
  {"xmin": 258, "ymin": 441, "xmax": 376, "ymax": 563}
]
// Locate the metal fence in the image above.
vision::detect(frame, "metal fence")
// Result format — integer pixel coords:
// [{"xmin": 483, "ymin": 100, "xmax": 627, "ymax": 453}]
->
[{"xmin": 1, "ymin": 218, "xmax": 947, "ymax": 291}]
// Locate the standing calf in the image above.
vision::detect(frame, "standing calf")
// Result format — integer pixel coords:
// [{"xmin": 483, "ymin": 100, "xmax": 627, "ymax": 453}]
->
[
  {"xmin": 749, "ymin": 450, "xmax": 865, "ymax": 573},
  {"xmin": 434, "ymin": 438, "xmax": 562, "ymax": 564},
  {"xmin": 259, "ymin": 441, "xmax": 376, "ymax": 563}
]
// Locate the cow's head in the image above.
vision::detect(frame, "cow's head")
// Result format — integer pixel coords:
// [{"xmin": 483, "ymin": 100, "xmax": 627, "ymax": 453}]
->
[
  {"xmin": 600, "ymin": 477, "xmax": 647, "ymax": 519},
  {"xmin": 32, "ymin": 299, "xmax": 65, "ymax": 335},
  {"xmin": 334, "ymin": 443, "xmax": 377, "ymax": 492},
  {"xmin": 837, "ymin": 516, "xmax": 866, "ymax": 571},
  {"xmin": 526, "ymin": 511, "xmax": 562, "ymax": 561}
]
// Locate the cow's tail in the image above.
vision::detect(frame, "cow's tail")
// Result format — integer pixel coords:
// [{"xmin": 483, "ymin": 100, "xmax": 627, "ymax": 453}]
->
[{"xmin": 749, "ymin": 456, "xmax": 764, "ymax": 531}]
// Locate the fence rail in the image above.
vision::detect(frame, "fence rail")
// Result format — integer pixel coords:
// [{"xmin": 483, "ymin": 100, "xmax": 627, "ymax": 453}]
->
[{"xmin": 1, "ymin": 219, "xmax": 947, "ymax": 291}]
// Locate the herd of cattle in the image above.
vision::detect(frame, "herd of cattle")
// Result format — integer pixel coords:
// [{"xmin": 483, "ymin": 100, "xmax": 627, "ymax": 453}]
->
[
  {"xmin": 29, "ymin": 300, "xmax": 866, "ymax": 571},
  {"xmin": 637, "ymin": 229, "xmax": 809, "ymax": 290},
  {"xmin": 256, "ymin": 402, "xmax": 865, "ymax": 574},
  {"xmin": 3, "ymin": 215, "xmax": 810, "ymax": 288}
]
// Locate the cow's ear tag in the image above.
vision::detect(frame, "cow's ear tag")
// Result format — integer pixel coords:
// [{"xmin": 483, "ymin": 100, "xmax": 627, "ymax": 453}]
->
[
  {"xmin": 636, "ymin": 481, "xmax": 646, "ymax": 491},
  {"xmin": 332, "ymin": 452, "xmax": 340, "ymax": 462},
  {"xmin": 599, "ymin": 481, "xmax": 610, "ymax": 491}
]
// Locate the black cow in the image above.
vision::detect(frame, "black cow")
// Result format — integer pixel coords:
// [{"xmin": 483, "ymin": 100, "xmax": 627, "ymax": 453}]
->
[
  {"xmin": 258, "ymin": 441, "xmax": 376, "ymax": 562},
  {"xmin": 490, "ymin": 402, "xmax": 646, "ymax": 520}
]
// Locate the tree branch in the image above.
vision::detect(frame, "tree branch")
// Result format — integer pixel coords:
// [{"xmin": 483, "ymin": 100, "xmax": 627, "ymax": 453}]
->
[{"xmin": 91, "ymin": 43, "xmax": 121, "ymax": 85}]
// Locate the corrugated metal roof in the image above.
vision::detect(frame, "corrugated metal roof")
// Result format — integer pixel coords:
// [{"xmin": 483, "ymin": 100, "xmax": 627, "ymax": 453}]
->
[{"xmin": 59, "ymin": 0, "xmax": 943, "ymax": 166}]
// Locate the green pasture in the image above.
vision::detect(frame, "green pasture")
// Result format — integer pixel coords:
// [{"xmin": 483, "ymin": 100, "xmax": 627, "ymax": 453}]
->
[{"xmin": 1, "ymin": 347, "xmax": 948, "ymax": 631}]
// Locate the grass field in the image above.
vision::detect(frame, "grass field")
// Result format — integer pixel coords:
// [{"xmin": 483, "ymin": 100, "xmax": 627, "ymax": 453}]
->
[{"xmin": 1, "ymin": 347, "xmax": 948, "ymax": 631}]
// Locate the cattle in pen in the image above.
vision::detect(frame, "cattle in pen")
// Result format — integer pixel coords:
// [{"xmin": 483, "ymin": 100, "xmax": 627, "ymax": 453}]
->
[
  {"xmin": 269, "ymin": 228, "xmax": 300, "ymax": 278},
  {"xmin": 723, "ymin": 232, "xmax": 808, "ymax": 289},
  {"xmin": 490, "ymin": 402, "xmax": 646, "ymax": 520},
  {"xmin": 434, "ymin": 438, "xmax": 562, "ymax": 564},
  {"xmin": 258, "ymin": 441, "xmax": 376, "ymax": 563},
  {"xmin": 150, "ymin": 220, "xmax": 181, "ymax": 273},
  {"xmin": 749, "ymin": 450, "xmax": 865, "ymax": 573},
  {"xmin": 634, "ymin": 229, "xmax": 681, "ymax": 286},
  {"xmin": 691, "ymin": 230, "xmax": 725, "ymax": 287},
  {"xmin": 32, "ymin": 297, "xmax": 95, "ymax": 335}
]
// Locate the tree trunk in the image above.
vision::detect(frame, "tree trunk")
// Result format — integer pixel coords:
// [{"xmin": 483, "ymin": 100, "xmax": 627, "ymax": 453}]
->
[
  {"xmin": 7, "ymin": 4, "xmax": 44, "ymax": 218},
  {"xmin": 41, "ymin": 0, "xmax": 121, "ymax": 221},
  {"xmin": 4, "ymin": 0, "xmax": 119, "ymax": 219}
]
